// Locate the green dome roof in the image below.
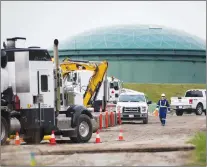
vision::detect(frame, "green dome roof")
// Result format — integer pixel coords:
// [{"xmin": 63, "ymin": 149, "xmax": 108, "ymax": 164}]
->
[{"xmin": 59, "ymin": 24, "xmax": 206, "ymax": 51}]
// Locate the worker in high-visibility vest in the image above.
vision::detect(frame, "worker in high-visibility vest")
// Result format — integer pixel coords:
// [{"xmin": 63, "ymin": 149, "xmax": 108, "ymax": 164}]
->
[{"xmin": 156, "ymin": 93, "xmax": 170, "ymax": 126}]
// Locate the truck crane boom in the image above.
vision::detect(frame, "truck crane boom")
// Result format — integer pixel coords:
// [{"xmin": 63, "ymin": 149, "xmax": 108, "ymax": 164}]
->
[{"xmin": 59, "ymin": 58, "xmax": 108, "ymax": 107}]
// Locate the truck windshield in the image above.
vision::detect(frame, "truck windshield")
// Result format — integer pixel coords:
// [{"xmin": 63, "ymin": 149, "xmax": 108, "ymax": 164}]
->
[
  {"xmin": 110, "ymin": 81, "xmax": 119, "ymax": 90},
  {"xmin": 118, "ymin": 94, "xmax": 145, "ymax": 102},
  {"xmin": 29, "ymin": 50, "xmax": 51, "ymax": 61},
  {"xmin": 185, "ymin": 90, "xmax": 203, "ymax": 97},
  {"xmin": 67, "ymin": 73, "xmax": 73, "ymax": 82}
]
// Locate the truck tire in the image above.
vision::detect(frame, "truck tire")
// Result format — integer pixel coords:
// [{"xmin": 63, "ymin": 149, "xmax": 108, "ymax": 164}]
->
[
  {"xmin": 176, "ymin": 110, "xmax": 184, "ymax": 116},
  {"xmin": 23, "ymin": 130, "xmax": 44, "ymax": 144},
  {"xmin": 195, "ymin": 103, "xmax": 203, "ymax": 115},
  {"xmin": 70, "ymin": 114, "xmax": 93, "ymax": 143},
  {"xmin": 1, "ymin": 116, "xmax": 9, "ymax": 145},
  {"xmin": 143, "ymin": 116, "xmax": 148, "ymax": 124}
]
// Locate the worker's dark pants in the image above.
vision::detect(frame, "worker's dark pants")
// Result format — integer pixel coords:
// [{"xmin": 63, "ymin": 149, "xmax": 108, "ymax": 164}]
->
[{"xmin": 159, "ymin": 110, "xmax": 167, "ymax": 125}]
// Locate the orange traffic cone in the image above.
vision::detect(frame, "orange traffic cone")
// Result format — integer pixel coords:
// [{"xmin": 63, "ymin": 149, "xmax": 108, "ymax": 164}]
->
[
  {"xmin": 118, "ymin": 129, "xmax": 124, "ymax": 141},
  {"xmin": 95, "ymin": 130, "xmax": 101, "ymax": 143},
  {"xmin": 153, "ymin": 109, "xmax": 159, "ymax": 117},
  {"xmin": 49, "ymin": 130, "xmax": 56, "ymax": 145},
  {"xmin": 15, "ymin": 132, "xmax": 21, "ymax": 145}
]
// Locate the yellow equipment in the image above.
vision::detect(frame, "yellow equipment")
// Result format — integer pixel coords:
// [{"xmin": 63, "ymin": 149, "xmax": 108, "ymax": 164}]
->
[{"xmin": 59, "ymin": 58, "xmax": 108, "ymax": 107}]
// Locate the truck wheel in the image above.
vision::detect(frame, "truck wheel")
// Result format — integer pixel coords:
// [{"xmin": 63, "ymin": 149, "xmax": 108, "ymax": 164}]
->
[
  {"xmin": 23, "ymin": 130, "xmax": 44, "ymax": 144},
  {"xmin": 176, "ymin": 110, "xmax": 183, "ymax": 116},
  {"xmin": 1, "ymin": 117, "xmax": 9, "ymax": 145},
  {"xmin": 195, "ymin": 104, "xmax": 203, "ymax": 115},
  {"xmin": 143, "ymin": 116, "xmax": 148, "ymax": 124},
  {"xmin": 70, "ymin": 114, "xmax": 93, "ymax": 143}
]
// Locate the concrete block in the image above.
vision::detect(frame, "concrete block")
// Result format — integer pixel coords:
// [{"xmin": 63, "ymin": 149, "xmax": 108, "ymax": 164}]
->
[
  {"xmin": 109, "ymin": 112, "xmax": 112, "ymax": 127},
  {"xmin": 114, "ymin": 112, "xmax": 118, "ymax": 125},
  {"xmin": 108, "ymin": 112, "xmax": 111, "ymax": 126},
  {"xmin": 102, "ymin": 113, "xmax": 106, "ymax": 128}
]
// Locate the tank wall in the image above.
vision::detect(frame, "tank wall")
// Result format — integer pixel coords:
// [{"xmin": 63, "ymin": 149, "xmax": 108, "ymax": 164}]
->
[
  {"xmin": 107, "ymin": 60, "xmax": 206, "ymax": 84},
  {"xmin": 59, "ymin": 55, "xmax": 206, "ymax": 84}
]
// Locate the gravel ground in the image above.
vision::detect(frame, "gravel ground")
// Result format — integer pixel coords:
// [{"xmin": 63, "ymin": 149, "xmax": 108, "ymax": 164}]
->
[
  {"xmin": 90, "ymin": 113, "xmax": 206, "ymax": 145},
  {"xmin": 1, "ymin": 114, "xmax": 206, "ymax": 166}
]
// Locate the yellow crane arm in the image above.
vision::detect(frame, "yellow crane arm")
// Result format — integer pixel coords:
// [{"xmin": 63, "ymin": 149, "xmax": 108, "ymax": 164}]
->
[
  {"xmin": 83, "ymin": 61, "xmax": 108, "ymax": 107},
  {"xmin": 59, "ymin": 59, "xmax": 108, "ymax": 107},
  {"xmin": 60, "ymin": 62, "xmax": 97, "ymax": 78}
]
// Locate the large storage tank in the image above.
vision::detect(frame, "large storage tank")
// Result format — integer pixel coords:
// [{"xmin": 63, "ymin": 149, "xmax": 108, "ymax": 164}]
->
[{"xmin": 49, "ymin": 24, "xmax": 206, "ymax": 84}]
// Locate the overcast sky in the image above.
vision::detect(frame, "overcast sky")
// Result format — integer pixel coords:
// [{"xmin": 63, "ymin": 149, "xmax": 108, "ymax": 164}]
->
[{"xmin": 1, "ymin": 1, "xmax": 206, "ymax": 49}]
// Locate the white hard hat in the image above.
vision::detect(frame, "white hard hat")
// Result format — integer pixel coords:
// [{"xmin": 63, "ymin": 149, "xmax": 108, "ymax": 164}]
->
[{"xmin": 161, "ymin": 93, "xmax": 165, "ymax": 97}]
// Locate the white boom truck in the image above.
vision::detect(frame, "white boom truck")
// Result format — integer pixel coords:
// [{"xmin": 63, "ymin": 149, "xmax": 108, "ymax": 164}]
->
[
  {"xmin": 170, "ymin": 89, "xmax": 206, "ymax": 116},
  {"xmin": 66, "ymin": 71, "xmax": 122, "ymax": 102},
  {"xmin": 65, "ymin": 71, "xmax": 122, "ymax": 107},
  {"xmin": 1, "ymin": 37, "xmax": 95, "ymax": 145}
]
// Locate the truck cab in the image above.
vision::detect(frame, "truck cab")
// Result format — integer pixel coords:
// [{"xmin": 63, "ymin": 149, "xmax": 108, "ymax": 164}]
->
[
  {"xmin": 1, "ymin": 37, "xmax": 94, "ymax": 145},
  {"xmin": 108, "ymin": 76, "xmax": 122, "ymax": 103}
]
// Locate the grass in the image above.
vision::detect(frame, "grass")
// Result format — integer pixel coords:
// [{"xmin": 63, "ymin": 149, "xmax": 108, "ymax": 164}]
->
[
  {"xmin": 187, "ymin": 132, "xmax": 206, "ymax": 166},
  {"xmin": 123, "ymin": 83, "xmax": 206, "ymax": 102}
]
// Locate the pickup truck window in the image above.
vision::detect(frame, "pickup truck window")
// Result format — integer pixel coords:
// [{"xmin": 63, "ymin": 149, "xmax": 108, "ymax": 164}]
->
[
  {"xmin": 185, "ymin": 90, "xmax": 203, "ymax": 97},
  {"xmin": 119, "ymin": 94, "xmax": 145, "ymax": 102}
]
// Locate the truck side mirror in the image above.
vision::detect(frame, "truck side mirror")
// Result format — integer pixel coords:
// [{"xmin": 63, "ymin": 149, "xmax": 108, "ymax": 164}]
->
[
  {"xmin": 147, "ymin": 101, "xmax": 152, "ymax": 105},
  {"xmin": 1, "ymin": 50, "xmax": 8, "ymax": 68}
]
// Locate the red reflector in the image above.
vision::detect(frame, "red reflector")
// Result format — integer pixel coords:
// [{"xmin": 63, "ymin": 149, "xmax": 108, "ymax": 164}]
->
[
  {"xmin": 14, "ymin": 95, "xmax": 20, "ymax": 110},
  {"xmin": 111, "ymin": 91, "xmax": 114, "ymax": 94},
  {"xmin": 189, "ymin": 99, "xmax": 193, "ymax": 104}
]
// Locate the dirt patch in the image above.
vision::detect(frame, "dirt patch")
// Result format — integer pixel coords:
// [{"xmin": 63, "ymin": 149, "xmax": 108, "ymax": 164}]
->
[{"xmin": 1, "ymin": 151, "xmax": 191, "ymax": 166}]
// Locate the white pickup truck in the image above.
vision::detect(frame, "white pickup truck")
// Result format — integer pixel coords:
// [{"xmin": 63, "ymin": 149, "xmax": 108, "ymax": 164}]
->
[
  {"xmin": 170, "ymin": 89, "xmax": 206, "ymax": 116},
  {"xmin": 115, "ymin": 91, "xmax": 152, "ymax": 124}
]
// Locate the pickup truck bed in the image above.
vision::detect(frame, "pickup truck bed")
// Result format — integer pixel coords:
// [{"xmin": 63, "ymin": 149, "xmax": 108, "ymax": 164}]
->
[{"xmin": 170, "ymin": 89, "xmax": 206, "ymax": 116}]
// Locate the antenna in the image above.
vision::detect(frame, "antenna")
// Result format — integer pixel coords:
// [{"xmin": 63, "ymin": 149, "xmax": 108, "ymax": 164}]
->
[{"xmin": 75, "ymin": 40, "xmax": 76, "ymax": 50}]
